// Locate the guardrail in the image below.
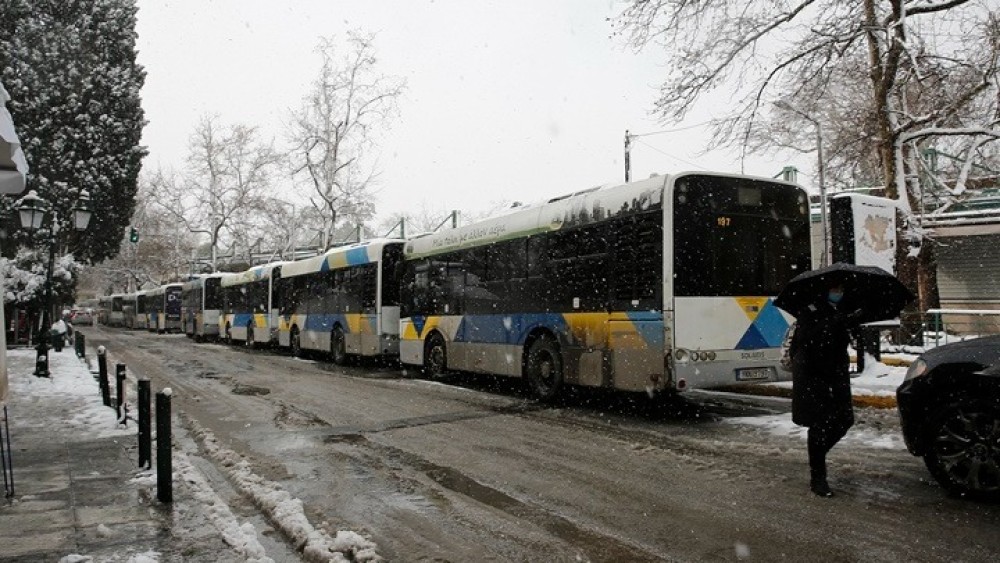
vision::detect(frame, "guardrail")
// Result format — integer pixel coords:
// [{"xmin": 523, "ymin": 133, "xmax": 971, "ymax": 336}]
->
[{"xmin": 923, "ymin": 308, "xmax": 1000, "ymax": 345}]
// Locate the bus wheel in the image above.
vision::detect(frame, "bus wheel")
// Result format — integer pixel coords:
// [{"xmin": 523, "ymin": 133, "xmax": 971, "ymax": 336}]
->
[
  {"xmin": 290, "ymin": 328, "xmax": 302, "ymax": 358},
  {"xmin": 423, "ymin": 334, "xmax": 447, "ymax": 379},
  {"xmin": 331, "ymin": 328, "xmax": 347, "ymax": 365},
  {"xmin": 526, "ymin": 337, "xmax": 563, "ymax": 401},
  {"xmin": 246, "ymin": 323, "xmax": 255, "ymax": 349}
]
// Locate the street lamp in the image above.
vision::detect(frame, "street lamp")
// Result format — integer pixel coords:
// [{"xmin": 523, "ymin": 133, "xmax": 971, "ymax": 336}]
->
[
  {"xmin": 16, "ymin": 189, "xmax": 92, "ymax": 377},
  {"xmin": 775, "ymin": 100, "xmax": 829, "ymax": 267}
]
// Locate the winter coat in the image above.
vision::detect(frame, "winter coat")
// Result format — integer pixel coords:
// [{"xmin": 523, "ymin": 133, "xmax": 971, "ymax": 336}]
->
[{"xmin": 789, "ymin": 300, "xmax": 858, "ymax": 427}]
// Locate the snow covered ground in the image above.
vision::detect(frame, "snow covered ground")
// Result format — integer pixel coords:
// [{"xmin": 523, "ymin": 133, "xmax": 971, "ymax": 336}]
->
[
  {"xmin": 3, "ymin": 348, "xmax": 381, "ymax": 563},
  {"xmin": 723, "ymin": 351, "xmax": 917, "ymax": 451}
]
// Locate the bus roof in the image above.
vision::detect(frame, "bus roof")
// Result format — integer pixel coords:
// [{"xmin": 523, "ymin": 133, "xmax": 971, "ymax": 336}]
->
[
  {"xmin": 220, "ymin": 262, "xmax": 286, "ymax": 287},
  {"xmin": 405, "ymin": 175, "xmax": 668, "ymax": 259},
  {"xmin": 182, "ymin": 272, "xmax": 232, "ymax": 290},
  {"xmin": 282, "ymin": 238, "xmax": 405, "ymax": 278}
]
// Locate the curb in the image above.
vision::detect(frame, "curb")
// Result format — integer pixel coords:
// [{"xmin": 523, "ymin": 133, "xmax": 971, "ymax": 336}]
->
[{"xmin": 717, "ymin": 384, "xmax": 899, "ymax": 410}]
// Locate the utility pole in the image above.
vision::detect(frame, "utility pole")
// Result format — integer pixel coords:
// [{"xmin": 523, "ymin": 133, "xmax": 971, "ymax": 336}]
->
[{"xmin": 624, "ymin": 130, "xmax": 632, "ymax": 183}]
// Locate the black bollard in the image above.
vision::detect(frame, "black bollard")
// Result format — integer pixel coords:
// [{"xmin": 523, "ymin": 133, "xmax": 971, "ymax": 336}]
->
[
  {"xmin": 138, "ymin": 379, "xmax": 151, "ymax": 469},
  {"xmin": 97, "ymin": 347, "xmax": 111, "ymax": 407},
  {"xmin": 115, "ymin": 363, "xmax": 126, "ymax": 426},
  {"xmin": 155, "ymin": 389, "xmax": 173, "ymax": 503},
  {"xmin": 74, "ymin": 332, "xmax": 85, "ymax": 358}
]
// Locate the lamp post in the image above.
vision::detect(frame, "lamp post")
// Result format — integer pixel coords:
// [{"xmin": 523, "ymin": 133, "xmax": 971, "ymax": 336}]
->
[
  {"xmin": 17, "ymin": 189, "xmax": 92, "ymax": 377},
  {"xmin": 775, "ymin": 100, "xmax": 829, "ymax": 267}
]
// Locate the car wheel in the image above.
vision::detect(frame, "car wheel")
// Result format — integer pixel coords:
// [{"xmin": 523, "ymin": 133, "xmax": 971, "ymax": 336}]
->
[
  {"xmin": 423, "ymin": 333, "xmax": 447, "ymax": 379},
  {"xmin": 331, "ymin": 328, "xmax": 347, "ymax": 365},
  {"xmin": 924, "ymin": 400, "xmax": 1000, "ymax": 499},
  {"xmin": 526, "ymin": 337, "xmax": 563, "ymax": 401},
  {"xmin": 290, "ymin": 328, "xmax": 302, "ymax": 358}
]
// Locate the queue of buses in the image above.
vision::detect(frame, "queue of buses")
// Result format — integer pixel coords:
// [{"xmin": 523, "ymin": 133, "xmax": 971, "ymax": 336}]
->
[{"xmin": 94, "ymin": 172, "xmax": 813, "ymax": 400}]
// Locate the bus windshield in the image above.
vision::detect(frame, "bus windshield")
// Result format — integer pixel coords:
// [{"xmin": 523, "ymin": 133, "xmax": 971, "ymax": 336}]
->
[{"xmin": 673, "ymin": 175, "xmax": 811, "ymax": 297}]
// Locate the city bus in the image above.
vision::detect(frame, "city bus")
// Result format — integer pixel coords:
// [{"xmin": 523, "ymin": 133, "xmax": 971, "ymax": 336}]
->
[
  {"xmin": 107, "ymin": 293, "xmax": 126, "ymax": 327},
  {"xmin": 132, "ymin": 289, "xmax": 151, "ymax": 330},
  {"xmin": 398, "ymin": 172, "xmax": 812, "ymax": 399},
  {"xmin": 220, "ymin": 262, "xmax": 284, "ymax": 347},
  {"xmin": 96, "ymin": 296, "xmax": 111, "ymax": 325},
  {"xmin": 276, "ymin": 239, "xmax": 405, "ymax": 363},
  {"xmin": 122, "ymin": 292, "xmax": 137, "ymax": 328},
  {"xmin": 146, "ymin": 283, "xmax": 183, "ymax": 333},
  {"xmin": 181, "ymin": 273, "xmax": 228, "ymax": 341}
]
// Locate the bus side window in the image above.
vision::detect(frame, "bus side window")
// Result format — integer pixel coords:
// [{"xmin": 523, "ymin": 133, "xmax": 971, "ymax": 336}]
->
[
  {"xmin": 361, "ymin": 264, "xmax": 377, "ymax": 312},
  {"xmin": 525, "ymin": 236, "xmax": 550, "ymax": 311}
]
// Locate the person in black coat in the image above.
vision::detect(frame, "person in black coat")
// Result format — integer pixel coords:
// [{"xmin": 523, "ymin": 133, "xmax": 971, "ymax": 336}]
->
[{"xmin": 788, "ymin": 282, "xmax": 865, "ymax": 497}]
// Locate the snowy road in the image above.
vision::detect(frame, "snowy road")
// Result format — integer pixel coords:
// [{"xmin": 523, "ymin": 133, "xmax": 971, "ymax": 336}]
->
[{"xmin": 84, "ymin": 325, "xmax": 1000, "ymax": 562}]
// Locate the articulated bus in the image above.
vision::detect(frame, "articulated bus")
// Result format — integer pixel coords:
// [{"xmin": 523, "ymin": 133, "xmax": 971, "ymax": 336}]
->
[
  {"xmin": 221, "ymin": 262, "xmax": 284, "ymax": 347},
  {"xmin": 276, "ymin": 239, "xmax": 405, "ymax": 362},
  {"xmin": 147, "ymin": 284, "xmax": 183, "ymax": 333},
  {"xmin": 398, "ymin": 172, "xmax": 812, "ymax": 399},
  {"xmin": 181, "ymin": 274, "xmax": 228, "ymax": 341}
]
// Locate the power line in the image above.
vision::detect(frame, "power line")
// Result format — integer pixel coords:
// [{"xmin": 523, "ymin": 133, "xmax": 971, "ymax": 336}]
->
[
  {"xmin": 627, "ymin": 121, "xmax": 712, "ymax": 139},
  {"xmin": 634, "ymin": 139, "xmax": 707, "ymax": 171}
]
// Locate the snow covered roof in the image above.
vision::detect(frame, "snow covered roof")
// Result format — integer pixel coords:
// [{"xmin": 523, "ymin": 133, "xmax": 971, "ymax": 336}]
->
[
  {"xmin": 282, "ymin": 238, "xmax": 405, "ymax": 278},
  {"xmin": 404, "ymin": 175, "xmax": 668, "ymax": 259}
]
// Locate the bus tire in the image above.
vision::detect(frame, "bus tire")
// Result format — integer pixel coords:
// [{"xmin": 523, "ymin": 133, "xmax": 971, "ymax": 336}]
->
[
  {"xmin": 331, "ymin": 328, "xmax": 347, "ymax": 365},
  {"xmin": 526, "ymin": 337, "xmax": 563, "ymax": 401},
  {"xmin": 290, "ymin": 328, "xmax": 303, "ymax": 358},
  {"xmin": 246, "ymin": 323, "xmax": 255, "ymax": 349},
  {"xmin": 423, "ymin": 333, "xmax": 447, "ymax": 379}
]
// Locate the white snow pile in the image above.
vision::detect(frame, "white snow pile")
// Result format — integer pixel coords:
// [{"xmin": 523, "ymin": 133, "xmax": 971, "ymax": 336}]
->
[
  {"xmin": 173, "ymin": 451, "xmax": 274, "ymax": 563},
  {"xmin": 7, "ymin": 348, "xmax": 132, "ymax": 439},
  {"xmin": 59, "ymin": 550, "xmax": 162, "ymax": 563},
  {"xmin": 182, "ymin": 414, "xmax": 382, "ymax": 563}
]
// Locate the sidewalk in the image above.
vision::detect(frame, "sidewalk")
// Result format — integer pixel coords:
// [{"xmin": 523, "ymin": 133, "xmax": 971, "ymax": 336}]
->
[{"xmin": 1, "ymin": 347, "xmax": 244, "ymax": 562}]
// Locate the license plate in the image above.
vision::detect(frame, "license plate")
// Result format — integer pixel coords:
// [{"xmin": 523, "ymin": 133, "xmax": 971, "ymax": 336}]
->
[{"xmin": 736, "ymin": 367, "xmax": 773, "ymax": 381}]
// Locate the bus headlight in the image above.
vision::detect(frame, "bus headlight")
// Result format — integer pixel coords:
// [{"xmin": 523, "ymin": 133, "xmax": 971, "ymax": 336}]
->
[
  {"xmin": 707, "ymin": 351, "xmax": 717, "ymax": 361},
  {"xmin": 675, "ymin": 349, "xmax": 690, "ymax": 363}
]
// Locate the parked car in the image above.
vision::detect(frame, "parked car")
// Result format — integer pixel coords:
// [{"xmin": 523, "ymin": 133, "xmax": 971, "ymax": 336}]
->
[
  {"xmin": 896, "ymin": 335, "xmax": 1000, "ymax": 500},
  {"xmin": 71, "ymin": 308, "xmax": 94, "ymax": 326}
]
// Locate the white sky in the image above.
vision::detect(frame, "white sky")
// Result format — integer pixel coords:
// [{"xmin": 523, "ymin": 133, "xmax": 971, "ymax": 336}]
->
[{"xmin": 134, "ymin": 0, "xmax": 802, "ymax": 225}]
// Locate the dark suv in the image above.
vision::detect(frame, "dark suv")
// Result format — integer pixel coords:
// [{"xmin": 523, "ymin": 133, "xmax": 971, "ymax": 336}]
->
[{"xmin": 896, "ymin": 335, "xmax": 1000, "ymax": 500}]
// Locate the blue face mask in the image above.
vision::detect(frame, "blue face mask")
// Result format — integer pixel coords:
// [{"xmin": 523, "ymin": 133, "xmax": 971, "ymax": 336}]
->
[{"xmin": 828, "ymin": 291, "xmax": 844, "ymax": 304}]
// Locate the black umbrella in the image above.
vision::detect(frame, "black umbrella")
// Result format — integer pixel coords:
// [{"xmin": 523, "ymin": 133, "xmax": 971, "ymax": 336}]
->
[{"xmin": 774, "ymin": 262, "xmax": 915, "ymax": 321}]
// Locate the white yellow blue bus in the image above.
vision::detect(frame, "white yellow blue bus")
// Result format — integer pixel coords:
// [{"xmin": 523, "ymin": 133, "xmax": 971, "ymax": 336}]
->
[
  {"xmin": 275, "ymin": 239, "xmax": 405, "ymax": 363},
  {"xmin": 398, "ymin": 172, "xmax": 812, "ymax": 399},
  {"xmin": 146, "ymin": 283, "xmax": 183, "ymax": 333},
  {"xmin": 221, "ymin": 262, "xmax": 285, "ymax": 347},
  {"xmin": 181, "ymin": 274, "xmax": 228, "ymax": 341}
]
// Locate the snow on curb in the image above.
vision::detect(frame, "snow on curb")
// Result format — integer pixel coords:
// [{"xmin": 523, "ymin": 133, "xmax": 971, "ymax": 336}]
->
[
  {"xmin": 180, "ymin": 413, "xmax": 382, "ymax": 562},
  {"xmin": 143, "ymin": 453, "xmax": 274, "ymax": 563}
]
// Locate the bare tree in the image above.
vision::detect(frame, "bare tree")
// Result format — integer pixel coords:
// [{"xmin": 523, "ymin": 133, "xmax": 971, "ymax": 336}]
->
[
  {"xmin": 616, "ymin": 0, "xmax": 1000, "ymax": 314},
  {"xmin": 80, "ymin": 180, "xmax": 196, "ymax": 294},
  {"xmin": 149, "ymin": 115, "xmax": 283, "ymax": 271},
  {"xmin": 287, "ymin": 31, "xmax": 405, "ymax": 250}
]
